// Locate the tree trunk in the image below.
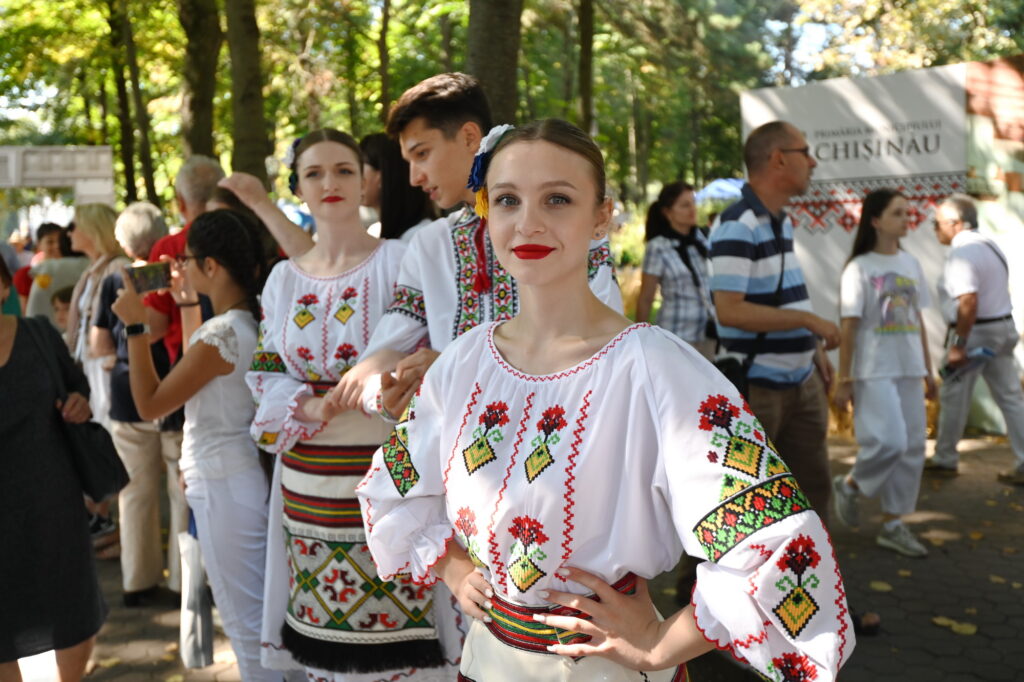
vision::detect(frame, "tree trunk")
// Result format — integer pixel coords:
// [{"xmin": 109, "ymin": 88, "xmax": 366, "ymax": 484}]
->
[
  {"xmin": 106, "ymin": 0, "xmax": 137, "ymax": 203},
  {"xmin": 560, "ymin": 15, "xmax": 574, "ymax": 120},
  {"xmin": 178, "ymin": 0, "xmax": 222, "ymax": 158},
  {"xmin": 466, "ymin": 0, "xmax": 524, "ymax": 125},
  {"xmin": 577, "ymin": 0, "xmax": 594, "ymax": 134},
  {"xmin": 224, "ymin": 0, "xmax": 271, "ymax": 183},
  {"xmin": 342, "ymin": 16, "xmax": 360, "ymax": 138},
  {"xmin": 439, "ymin": 12, "xmax": 455, "ymax": 72},
  {"xmin": 119, "ymin": 0, "xmax": 159, "ymax": 206},
  {"xmin": 78, "ymin": 68, "xmax": 97, "ymax": 144},
  {"xmin": 377, "ymin": 0, "xmax": 391, "ymax": 124},
  {"xmin": 98, "ymin": 76, "xmax": 111, "ymax": 145}
]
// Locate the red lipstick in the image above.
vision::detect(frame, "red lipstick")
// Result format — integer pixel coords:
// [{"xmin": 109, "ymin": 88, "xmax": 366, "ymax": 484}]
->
[
  {"xmin": 512, "ymin": 244, "xmax": 555, "ymax": 259},
  {"xmin": 322, "ymin": 196, "xmax": 343, "ymax": 203}
]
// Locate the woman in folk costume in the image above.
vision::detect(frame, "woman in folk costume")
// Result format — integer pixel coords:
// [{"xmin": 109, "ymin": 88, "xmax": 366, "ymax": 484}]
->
[
  {"xmin": 246, "ymin": 129, "xmax": 449, "ymax": 681},
  {"xmin": 358, "ymin": 119, "xmax": 854, "ymax": 681}
]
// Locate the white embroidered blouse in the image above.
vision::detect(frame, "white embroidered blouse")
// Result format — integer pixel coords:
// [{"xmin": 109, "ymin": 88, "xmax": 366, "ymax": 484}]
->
[
  {"xmin": 247, "ymin": 240, "xmax": 406, "ymax": 453},
  {"xmin": 358, "ymin": 322, "xmax": 853, "ymax": 681}
]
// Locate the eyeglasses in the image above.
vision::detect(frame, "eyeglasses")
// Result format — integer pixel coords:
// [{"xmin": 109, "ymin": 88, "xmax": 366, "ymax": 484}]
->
[
  {"xmin": 933, "ymin": 218, "xmax": 961, "ymax": 229},
  {"xmin": 174, "ymin": 254, "xmax": 199, "ymax": 266},
  {"xmin": 779, "ymin": 146, "xmax": 811, "ymax": 158}
]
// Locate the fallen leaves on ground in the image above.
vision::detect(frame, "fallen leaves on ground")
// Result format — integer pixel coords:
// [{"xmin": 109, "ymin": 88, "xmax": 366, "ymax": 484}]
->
[
  {"xmin": 932, "ymin": 615, "xmax": 978, "ymax": 635},
  {"xmin": 869, "ymin": 580, "xmax": 893, "ymax": 592},
  {"xmin": 990, "ymin": 574, "xmax": 1007, "ymax": 584},
  {"xmin": 969, "ymin": 531, "xmax": 984, "ymax": 540},
  {"xmin": 97, "ymin": 657, "xmax": 121, "ymax": 668},
  {"xmin": 897, "ymin": 569, "xmax": 913, "ymax": 578}
]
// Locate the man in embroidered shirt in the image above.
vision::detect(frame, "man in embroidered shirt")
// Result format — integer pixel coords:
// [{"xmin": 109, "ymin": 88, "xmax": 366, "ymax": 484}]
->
[
  {"xmin": 333, "ymin": 73, "xmax": 622, "ymax": 417},
  {"xmin": 926, "ymin": 194, "xmax": 1024, "ymax": 484},
  {"xmin": 709, "ymin": 121, "xmax": 840, "ymax": 518}
]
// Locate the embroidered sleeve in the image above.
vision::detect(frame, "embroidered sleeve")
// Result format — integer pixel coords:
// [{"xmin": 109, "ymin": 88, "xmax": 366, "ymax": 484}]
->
[
  {"xmin": 645, "ymin": 332, "xmax": 852, "ymax": 681},
  {"xmin": 586, "ymin": 237, "xmax": 623, "ymax": 313},
  {"xmin": 245, "ymin": 266, "xmax": 323, "ymax": 454},
  {"xmin": 192, "ymin": 316, "xmax": 240, "ymax": 365},
  {"xmin": 357, "ymin": 363, "xmax": 453, "ymax": 586},
  {"xmin": 363, "ymin": 236, "xmax": 431, "ymax": 358}
]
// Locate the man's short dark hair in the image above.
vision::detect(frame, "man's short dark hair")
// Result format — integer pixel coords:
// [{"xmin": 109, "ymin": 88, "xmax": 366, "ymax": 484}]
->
[
  {"xmin": 386, "ymin": 72, "xmax": 493, "ymax": 140},
  {"xmin": 743, "ymin": 121, "xmax": 798, "ymax": 175}
]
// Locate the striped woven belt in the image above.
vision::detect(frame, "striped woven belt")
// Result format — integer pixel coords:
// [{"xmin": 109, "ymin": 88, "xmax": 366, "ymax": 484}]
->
[
  {"xmin": 484, "ymin": 573, "xmax": 637, "ymax": 654},
  {"xmin": 281, "ymin": 442, "xmax": 376, "ymax": 528},
  {"xmin": 307, "ymin": 380, "xmax": 335, "ymax": 397}
]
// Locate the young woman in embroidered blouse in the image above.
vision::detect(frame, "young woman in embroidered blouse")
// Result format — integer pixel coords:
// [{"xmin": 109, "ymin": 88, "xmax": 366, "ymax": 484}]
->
[
  {"xmin": 242, "ymin": 129, "xmax": 451, "ymax": 681},
  {"xmin": 358, "ymin": 119, "xmax": 854, "ymax": 682},
  {"xmin": 111, "ymin": 209, "xmax": 277, "ymax": 681}
]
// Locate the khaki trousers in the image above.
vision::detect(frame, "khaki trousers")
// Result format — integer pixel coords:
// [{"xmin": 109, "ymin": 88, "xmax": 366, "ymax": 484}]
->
[
  {"xmin": 746, "ymin": 370, "xmax": 832, "ymax": 526},
  {"xmin": 110, "ymin": 420, "xmax": 188, "ymax": 592}
]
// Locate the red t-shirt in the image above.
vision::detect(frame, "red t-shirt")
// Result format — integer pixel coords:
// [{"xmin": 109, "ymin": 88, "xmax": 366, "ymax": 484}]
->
[
  {"xmin": 146, "ymin": 225, "xmax": 190, "ymax": 362},
  {"xmin": 13, "ymin": 265, "xmax": 33, "ymax": 297}
]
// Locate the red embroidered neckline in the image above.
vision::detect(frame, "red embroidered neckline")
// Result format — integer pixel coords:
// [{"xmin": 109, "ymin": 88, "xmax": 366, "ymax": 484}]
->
[
  {"xmin": 285, "ymin": 240, "xmax": 387, "ymax": 281},
  {"xmin": 486, "ymin": 321, "xmax": 651, "ymax": 382}
]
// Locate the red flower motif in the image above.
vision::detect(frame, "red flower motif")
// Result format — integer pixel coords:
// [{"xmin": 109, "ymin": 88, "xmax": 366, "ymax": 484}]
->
[
  {"xmin": 297, "ymin": 293, "xmax": 319, "ymax": 306},
  {"xmin": 334, "ymin": 343, "xmax": 358, "ymax": 362},
  {"xmin": 707, "ymin": 451, "xmax": 718, "ymax": 463},
  {"xmin": 479, "ymin": 401, "xmax": 510, "ymax": 430},
  {"xmin": 455, "ymin": 507, "xmax": 477, "ymax": 537},
  {"xmin": 537, "ymin": 405, "xmax": 567, "ymax": 437},
  {"xmin": 508, "ymin": 515, "xmax": 549, "ymax": 547},
  {"xmin": 772, "ymin": 652, "xmax": 818, "ymax": 682},
  {"xmin": 698, "ymin": 394, "xmax": 740, "ymax": 431},
  {"xmin": 341, "ymin": 287, "xmax": 358, "ymax": 300},
  {"xmin": 297, "ymin": 346, "xmax": 314, "ymax": 361},
  {"xmin": 776, "ymin": 534, "xmax": 821, "ymax": 579}
]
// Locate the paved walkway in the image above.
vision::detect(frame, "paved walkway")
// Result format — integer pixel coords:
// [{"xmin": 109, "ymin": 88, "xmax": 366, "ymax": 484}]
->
[{"xmin": 20, "ymin": 438, "xmax": 1023, "ymax": 680}]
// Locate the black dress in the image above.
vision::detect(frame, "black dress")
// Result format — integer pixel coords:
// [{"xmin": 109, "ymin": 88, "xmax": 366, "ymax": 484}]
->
[{"xmin": 0, "ymin": 317, "xmax": 107, "ymax": 661}]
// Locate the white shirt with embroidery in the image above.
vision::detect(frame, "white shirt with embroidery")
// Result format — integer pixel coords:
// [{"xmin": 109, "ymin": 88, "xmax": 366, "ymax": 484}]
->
[
  {"xmin": 247, "ymin": 240, "xmax": 406, "ymax": 453},
  {"xmin": 358, "ymin": 322, "xmax": 853, "ymax": 681}
]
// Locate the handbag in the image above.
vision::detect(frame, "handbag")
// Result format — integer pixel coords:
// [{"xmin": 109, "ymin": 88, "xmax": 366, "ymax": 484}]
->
[
  {"xmin": 24, "ymin": 317, "xmax": 130, "ymax": 503},
  {"xmin": 179, "ymin": 513, "xmax": 214, "ymax": 668}
]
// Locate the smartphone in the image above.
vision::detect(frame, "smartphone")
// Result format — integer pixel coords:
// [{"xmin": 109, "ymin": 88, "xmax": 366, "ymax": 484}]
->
[{"xmin": 126, "ymin": 261, "xmax": 171, "ymax": 293}]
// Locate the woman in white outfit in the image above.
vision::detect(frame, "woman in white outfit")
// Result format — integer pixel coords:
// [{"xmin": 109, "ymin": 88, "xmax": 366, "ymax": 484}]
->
[
  {"xmin": 832, "ymin": 189, "xmax": 936, "ymax": 558},
  {"xmin": 112, "ymin": 209, "xmax": 279, "ymax": 681},
  {"xmin": 358, "ymin": 119, "xmax": 853, "ymax": 681}
]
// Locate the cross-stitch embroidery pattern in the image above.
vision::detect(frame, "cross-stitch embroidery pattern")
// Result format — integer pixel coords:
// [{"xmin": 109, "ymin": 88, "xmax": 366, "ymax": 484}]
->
[
  {"xmin": 293, "ymin": 293, "xmax": 319, "ymax": 329},
  {"xmin": 463, "ymin": 401, "xmax": 510, "ymax": 474},
  {"xmin": 506, "ymin": 515, "xmax": 549, "ymax": 592},
  {"xmin": 525, "ymin": 405, "xmax": 567, "ymax": 482}
]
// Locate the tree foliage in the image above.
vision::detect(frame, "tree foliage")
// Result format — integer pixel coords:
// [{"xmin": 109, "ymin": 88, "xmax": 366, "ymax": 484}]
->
[{"xmin": 2, "ymin": 0, "xmax": 1022, "ymax": 219}]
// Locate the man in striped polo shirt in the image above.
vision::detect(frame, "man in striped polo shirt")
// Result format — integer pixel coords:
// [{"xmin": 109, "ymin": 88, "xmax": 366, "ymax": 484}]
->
[{"xmin": 709, "ymin": 121, "xmax": 841, "ymax": 519}]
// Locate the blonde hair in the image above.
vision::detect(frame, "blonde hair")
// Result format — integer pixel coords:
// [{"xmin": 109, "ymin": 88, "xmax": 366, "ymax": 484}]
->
[{"xmin": 74, "ymin": 204, "xmax": 123, "ymax": 257}]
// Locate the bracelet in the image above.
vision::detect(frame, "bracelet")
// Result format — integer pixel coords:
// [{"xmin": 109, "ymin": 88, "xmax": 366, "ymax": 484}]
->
[
  {"xmin": 178, "ymin": 300, "xmax": 201, "ymax": 307},
  {"xmin": 837, "ymin": 376, "xmax": 854, "ymax": 384},
  {"xmin": 375, "ymin": 390, "xmax": 400, "ymax": 424}
]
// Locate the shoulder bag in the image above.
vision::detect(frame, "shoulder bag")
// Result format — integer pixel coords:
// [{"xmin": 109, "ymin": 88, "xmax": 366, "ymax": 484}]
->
[{"xmin": 23, "ymin": 317, "xmax": 130, "ymax": 502}]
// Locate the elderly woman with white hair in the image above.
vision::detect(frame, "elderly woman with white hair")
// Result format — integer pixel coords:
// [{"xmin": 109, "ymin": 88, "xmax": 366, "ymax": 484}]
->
[{"xmin": 91, "ymin": 202, "xmax": 189, "ymax": 605}]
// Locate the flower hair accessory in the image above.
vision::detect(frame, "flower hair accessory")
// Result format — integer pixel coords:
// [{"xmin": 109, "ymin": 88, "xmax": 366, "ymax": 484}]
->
[
  {"xmin": 285, "ymin": 136, "xmax": 304, "ymax": 194},
  {"xmin": 467, "ymin": 124, "xmax": 514, "ymax": 218}
]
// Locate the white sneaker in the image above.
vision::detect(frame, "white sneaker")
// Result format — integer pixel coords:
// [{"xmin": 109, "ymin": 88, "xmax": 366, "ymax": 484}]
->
[
  {"xmin": 832, "ymin": 475, "xmax": 859, "ymax": 528},
  {"xmin": 876, "ymin": 523, "xmax": 928, "ymax": 558}
]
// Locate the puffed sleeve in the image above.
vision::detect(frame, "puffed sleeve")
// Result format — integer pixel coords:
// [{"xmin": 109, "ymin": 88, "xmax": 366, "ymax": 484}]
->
[
  {"xmin": 644, "ymin": 332, "xmax": 853, "ymax": 681},
  {"xmin": 356, "ymin": 361, "xmax": 454, "ymax": 586},
  {"xmin": 362, "ymin": 230, "xmax": 431, "ymax": 359},
  {"xmin": 587, "ymin": 238, "xmax": 624, "ymax": 313},
  {"xmin": 246, "ymin": 264, "xmax": 324, "ymax": 454}
]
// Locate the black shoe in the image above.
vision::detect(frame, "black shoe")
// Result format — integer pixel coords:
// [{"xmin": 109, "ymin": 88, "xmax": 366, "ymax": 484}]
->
[
  {"xmin": 922, "ymin": 459, "xmax": 958, "ymax": 477},
  {"xmin": 123, "ymin": 586, "xmax": 159, "ymax": 608}
]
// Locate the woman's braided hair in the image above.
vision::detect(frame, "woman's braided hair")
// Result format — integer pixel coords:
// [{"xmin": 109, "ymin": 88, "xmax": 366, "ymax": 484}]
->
[{"xmin": 186, "ymin": 209, "xmax": 268, "ymax": 323}]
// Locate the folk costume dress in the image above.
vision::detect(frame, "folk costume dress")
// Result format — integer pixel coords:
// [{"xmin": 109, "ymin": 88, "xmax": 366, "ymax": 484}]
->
[
  {"xmin": 358, "ymin": 323, "xmax": 854, "ymax": 682},
  {"xmin": 247, "ymin": 240, "xmax": 449, "ymax": 681}
]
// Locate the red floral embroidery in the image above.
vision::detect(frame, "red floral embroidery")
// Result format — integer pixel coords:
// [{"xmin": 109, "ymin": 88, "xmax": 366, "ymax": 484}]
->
[
  {"xmin": 334, "ymin": 343, "xmax": 358, "ymax": 362},
  {"xmin": 480, "ymin": 401, "xmax": 510, "ymax": 430},
  {"xmin": 772, "ymin": 652, "xmax": 818, "ymax": 682},
  {"xmin": 537, "ymin": 405, "xmax": 567, "ymax": 437},
  {"xmin": 297, "ymin": 293, "xmax": 319, "ymax": 306},
  {"xmin": 509, "ymin": 515, "xmax": 549, "ymax": 547},
  {"xmin": 297, "ymin": 346, "xmax": 314, "ymax": 361},
  {"xmin": 777, "ymin": 534, "xmax": 820, "ymax": 580},
  {"xmin": 341, "ymin": 286, "xmax": 358, "ymax": 300},
  {"xmin": 698, "ymin": 394, "xmax": 740, "ymax": 432},
  {"xmin": 455, "ymin": 507, "xmax": 477, "ymax": 537}
]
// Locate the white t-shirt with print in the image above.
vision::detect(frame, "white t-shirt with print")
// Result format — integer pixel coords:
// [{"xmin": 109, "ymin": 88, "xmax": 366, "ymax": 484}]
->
[{"xmin": 840, "ymin": 250, "xmax": 929, "ymax": 379}]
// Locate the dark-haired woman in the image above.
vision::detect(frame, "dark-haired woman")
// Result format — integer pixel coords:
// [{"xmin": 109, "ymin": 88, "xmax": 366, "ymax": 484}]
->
[
  {"xmin": 636, "ymin": 182, "xmax": 716, "ymax": 359},
  {"xmin": 243, "ymin": 129, "xmax": 448, "ymax": 681},
  {"xmin": 360, "ymin": 132, "xmax": 438, "ymax": 241},
  {"xmin": 831, "ymin": 189, "xmax": 935, "ymax": 558},
  {"xmin": 112, "ymin": 209, "xmax": 278, "ymax": 681}
]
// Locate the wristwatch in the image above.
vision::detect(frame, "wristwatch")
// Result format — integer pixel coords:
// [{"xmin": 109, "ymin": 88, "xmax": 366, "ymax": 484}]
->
[
  {"xmin": 950, "ymin": 332, "xmax": 968, "ymax": 348},
  {"xmin": 123, "ymin": 323, "xmax": 151, "ymax": 339}
]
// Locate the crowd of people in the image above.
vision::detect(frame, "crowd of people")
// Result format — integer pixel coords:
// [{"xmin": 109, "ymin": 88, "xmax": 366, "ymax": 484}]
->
[{"xmin": 1, "ymin": 71, "xmax": 1022, "ymax": 682}]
